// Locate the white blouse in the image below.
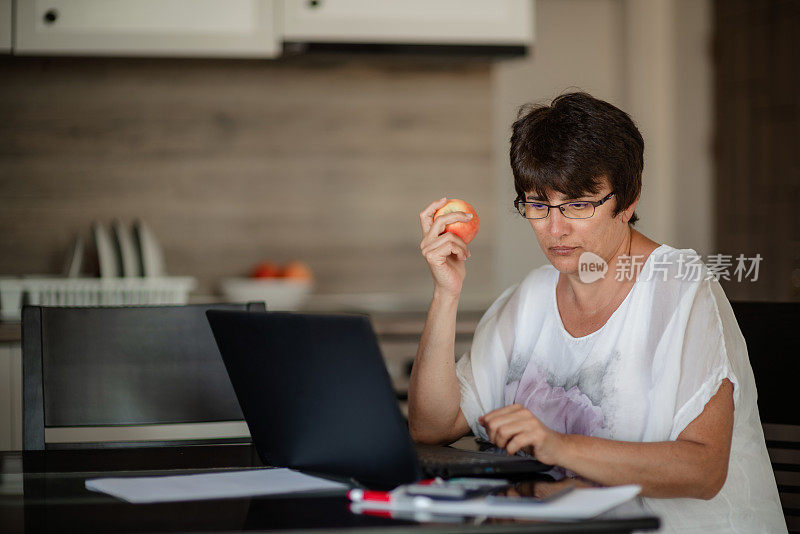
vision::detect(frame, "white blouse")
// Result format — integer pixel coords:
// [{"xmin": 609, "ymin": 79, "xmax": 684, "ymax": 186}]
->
[{"xmin": 456, "ymin": 244, "xmax": 786, "ymax": 533}]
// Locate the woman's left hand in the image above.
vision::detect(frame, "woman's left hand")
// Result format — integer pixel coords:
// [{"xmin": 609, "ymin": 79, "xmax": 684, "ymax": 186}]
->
[{"xmin": 479, "ymin": 404, "xmax": 564, "ymax": 466}]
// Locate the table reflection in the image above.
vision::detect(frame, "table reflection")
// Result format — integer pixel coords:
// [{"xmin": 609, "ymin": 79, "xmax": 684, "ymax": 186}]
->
[
  {"xmin": 0, "ymin": 447, "xmax": 657, "ymax": 533},
  {"xmin": 348, "ymin": 477, "xmax": 630, "ymax": 526}
]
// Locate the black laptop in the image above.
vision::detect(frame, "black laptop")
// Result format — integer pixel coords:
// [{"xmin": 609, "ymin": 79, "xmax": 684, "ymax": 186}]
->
[{"xmin": 206, "ymin": 310, "xmax": 549, "ymax": 488}]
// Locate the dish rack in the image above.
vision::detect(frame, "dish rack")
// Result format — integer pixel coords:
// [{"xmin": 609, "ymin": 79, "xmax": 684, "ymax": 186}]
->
[{"xmin": 0, "ymin": 277, "xmax": 196, "ymax": 321}]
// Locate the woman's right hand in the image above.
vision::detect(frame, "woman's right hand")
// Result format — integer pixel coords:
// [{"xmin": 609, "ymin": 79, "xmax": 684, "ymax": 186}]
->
[{"xmin": 419, "ymin": 197, "xmax": 472, "ymax": 297}]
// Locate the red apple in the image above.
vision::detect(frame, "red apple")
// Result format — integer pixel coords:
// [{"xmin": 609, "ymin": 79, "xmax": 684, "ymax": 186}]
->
[
  {"xmin": 433, "ymin": 199, "xmax": 480, "ymax": 244},
  {"xmin": 251, "ymin": 261, "xmax": 281, "ymax": 279},
  {"xmin": 282, "ymin": 260, "xmax": 313, "ymax": 281}
]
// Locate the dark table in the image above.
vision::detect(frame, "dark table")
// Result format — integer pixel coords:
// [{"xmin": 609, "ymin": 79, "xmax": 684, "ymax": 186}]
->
[{"xmin": 0, "ymin": 444, "xmax": 659, "ymax": 533}]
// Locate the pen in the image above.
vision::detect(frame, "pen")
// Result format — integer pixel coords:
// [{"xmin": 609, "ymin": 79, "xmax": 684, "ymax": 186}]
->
[
  {"xmin": 348, "ymin": 489, "xmax": 434, "ymax": 508},
  {"xmin": 347, "ymin": 489, "xmax": 392, "ymax": 503},
  {"xmin": 347, "ymin": 479, "xmax": 439, "ymax": 503}
]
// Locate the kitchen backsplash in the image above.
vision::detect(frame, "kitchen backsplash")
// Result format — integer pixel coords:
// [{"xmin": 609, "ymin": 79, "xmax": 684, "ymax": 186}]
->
[{"xmin": 0, "ymin": 56, "xmax": 496, "ymax": 297}]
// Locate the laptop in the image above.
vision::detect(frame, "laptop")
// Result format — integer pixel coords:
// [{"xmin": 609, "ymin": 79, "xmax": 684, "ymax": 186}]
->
[{"xmin": 206, "ymin": 310, "xmax": 549, "ymax": 489}]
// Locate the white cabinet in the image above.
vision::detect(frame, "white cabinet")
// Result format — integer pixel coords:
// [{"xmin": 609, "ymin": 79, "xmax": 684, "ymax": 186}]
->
[
  {"xmin": 14, "ymin": 0, "xmax": 280, "ymax": 57},
  {"xmin": 0, "ymin": 0, "xmax": 11, "ymax": 52},
  {"xmin": 281, "ymin": 0, "xmax": 534, "ymax": 46},
  {"xmin": 9, "ymin": 0, "xmax": 533, "ymax": 57}
]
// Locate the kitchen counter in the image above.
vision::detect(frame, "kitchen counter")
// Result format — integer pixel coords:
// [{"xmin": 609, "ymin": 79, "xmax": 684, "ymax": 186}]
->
[{"xmin": 0, "ymin": 293, "xmax": 491, "ymax": 343}]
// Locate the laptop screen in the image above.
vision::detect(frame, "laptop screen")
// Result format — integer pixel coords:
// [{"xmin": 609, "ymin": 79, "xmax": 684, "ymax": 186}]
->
[{"xmin": 206, "ymin": 310, "xmax": 422, "ymax": 488}]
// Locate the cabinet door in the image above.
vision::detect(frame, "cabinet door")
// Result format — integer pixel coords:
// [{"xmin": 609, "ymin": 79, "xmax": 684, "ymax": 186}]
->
[
  {"xmin": 14, "ymin": 0, "xmax": 280, "ymax": 57},
  {"xmin": 282, "ymin": 0, "xmax": 534, "ymax": 45},
  {"xmin": 0, "ymin": 0, "xmax": 10, "ymax": 52},
  {"xmin": 0, "ymin": 344, "xmax": 21, "ymax": 451}
]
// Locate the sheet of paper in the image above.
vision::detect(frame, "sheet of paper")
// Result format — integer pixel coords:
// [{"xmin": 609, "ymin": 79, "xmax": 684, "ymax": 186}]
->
[
  {"xmin": 351, "ymin": 484, "xmax": 642, "ymax": 520},
  {"xmin": 86, "ymin": 468, "xmax": 348, "ymax": 503}
]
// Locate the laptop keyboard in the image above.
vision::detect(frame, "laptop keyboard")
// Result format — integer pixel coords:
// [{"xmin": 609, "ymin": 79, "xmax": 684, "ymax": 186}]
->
[
  {"xmin": 415, "ymin": 444, "xmax": 537, "ymax": 465},
  {"xmin": 414, "ymin": 443, "xmax": 549, "ymax": 479}
]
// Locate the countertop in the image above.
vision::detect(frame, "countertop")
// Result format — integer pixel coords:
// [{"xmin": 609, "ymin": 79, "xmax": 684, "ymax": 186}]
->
[{"xmin": 0, "ymin": 292, "xmax": 490, "ymax": 344}]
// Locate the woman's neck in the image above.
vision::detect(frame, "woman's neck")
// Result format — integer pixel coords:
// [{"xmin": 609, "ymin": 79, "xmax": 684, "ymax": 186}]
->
[{"xmin": 559, "ymin": 227, "xmax": 651, "ymax": 315}]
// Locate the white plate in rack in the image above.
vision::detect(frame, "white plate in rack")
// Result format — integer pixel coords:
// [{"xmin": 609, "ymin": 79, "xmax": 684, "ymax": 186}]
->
[
  {"xmin": 133, "ymin": 220, "xmax": 166, "ymax": 278},
  {"xmin": 93, "ymin": 222, "xmax": 120, "ymax": 279},
  {"xmin": 63, "ymin": 234, "xmax": 84, "ymax": 278},
  {"xmin": 113, "ymin": 219, "xmax": 141, "ymax": 277}
]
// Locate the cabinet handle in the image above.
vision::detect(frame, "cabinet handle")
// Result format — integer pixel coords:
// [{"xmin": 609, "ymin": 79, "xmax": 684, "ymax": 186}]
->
[{"xmin": 43, "ymin": 9, "xmax": 58, "ymax": 24}]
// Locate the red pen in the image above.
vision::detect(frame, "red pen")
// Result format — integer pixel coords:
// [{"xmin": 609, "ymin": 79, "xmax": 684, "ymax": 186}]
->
[
  {"xmin": 347, "ymin": 489, "xmax": 393, "ymax": 503},
  {"xmin": 353, "ymin": 507, "xmax": 393, "ymax": 519},
  {"xmin": 347, "ymin": 479, "xmax": 439, "ymax": 503}
]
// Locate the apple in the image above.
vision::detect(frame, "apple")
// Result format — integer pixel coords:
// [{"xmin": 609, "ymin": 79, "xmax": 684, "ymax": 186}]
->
[
  {"xmin": 282, "ymin": 260, "xmax": 313, "ymax": 282},
  {"xmin": 251, "ymin": 261, "xmax": 281, "ymax": 279},
  {"xmin": 433, "ymin": 199, "xmax": 480, "ymax": 244}
]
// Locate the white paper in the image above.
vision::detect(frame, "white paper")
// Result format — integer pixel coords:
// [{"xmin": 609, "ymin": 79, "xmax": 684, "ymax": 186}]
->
[
  {"xmin": 85, "ymin": 468, "xmax": 348, "ymax": 503},
  {"xmin": 351, "ymin": 484, "xmax": 642, "ymax": 520}
]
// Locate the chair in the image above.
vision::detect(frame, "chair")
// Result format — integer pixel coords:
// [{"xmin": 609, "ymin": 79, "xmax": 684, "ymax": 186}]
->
[
  {"xmin": 730, "ymin": 301, "xmax": 800, "ymax": 533},
  {"xmin": 22, "ymin": 302, "xmax": 265, "ymax": 450}
]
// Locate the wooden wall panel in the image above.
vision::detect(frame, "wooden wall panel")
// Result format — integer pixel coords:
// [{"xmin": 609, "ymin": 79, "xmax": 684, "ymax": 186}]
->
[
  {"xmin": 713, "ymin": 0, "xmax": 800, "ymax": 301},
  {"xmin": 0, "ymin": 57, "xmax": 494, "ymax": 297}
]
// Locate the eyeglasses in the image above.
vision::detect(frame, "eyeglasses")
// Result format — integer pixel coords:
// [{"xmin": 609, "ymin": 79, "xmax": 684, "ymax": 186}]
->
[{"xmin": 514, "ymin": 192, "xmax": 615, "ymax": 220}]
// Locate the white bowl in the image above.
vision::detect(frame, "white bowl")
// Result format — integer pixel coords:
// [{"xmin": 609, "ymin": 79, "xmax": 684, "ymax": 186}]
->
[{"xmin": 219, "ymin": 277, "xmax": 312, "ymax": 311}]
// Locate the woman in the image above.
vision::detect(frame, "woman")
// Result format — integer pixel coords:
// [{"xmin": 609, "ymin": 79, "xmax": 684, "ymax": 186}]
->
[{"xmin": 408, "ymin": 92, "xmax": 785, "ymax": 533}]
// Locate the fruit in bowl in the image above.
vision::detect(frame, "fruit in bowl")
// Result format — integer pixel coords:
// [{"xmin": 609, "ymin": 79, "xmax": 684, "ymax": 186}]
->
[
  {"xmin": 251, "ymin": 261, "xmax": 282, "ymax": 279},
  {"xmin": 281, "ymin": 260, "xmax": 313, "ymax": 281},
  {"xmin": 221, "ymin": 260, "xmax": 314, "ymax": 310},
  {"xmin": 433, "ymin": 199, "xmax": 480, "ymax": 244}
]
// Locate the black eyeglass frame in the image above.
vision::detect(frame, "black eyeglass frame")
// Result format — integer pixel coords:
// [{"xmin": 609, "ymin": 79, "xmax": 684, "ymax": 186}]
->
[{"xmin": 514, "ymin": 192, "xmax": 616, "ymax": 220}]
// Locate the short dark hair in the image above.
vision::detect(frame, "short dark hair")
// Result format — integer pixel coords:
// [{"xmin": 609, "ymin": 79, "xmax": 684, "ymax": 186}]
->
[{"xmin": 510, "ymin": 92, "xmax": 644, "ymax": 225}]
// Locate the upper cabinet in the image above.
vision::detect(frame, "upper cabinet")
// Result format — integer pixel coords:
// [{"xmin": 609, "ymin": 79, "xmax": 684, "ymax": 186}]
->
[
  {"xmin": 282, "ymin": 0, "xmax": 533, "ymax": 46},
  {"xmin": 9, "ymin": 0, "xmax": 534, "ymax": 58},
  {"xmin": 14, "ymin": 0, "xmax": 281, "ymax": 57},
  {"xmin": 0, "ymin": 0, "xmax": 11, "ymax": 52}
]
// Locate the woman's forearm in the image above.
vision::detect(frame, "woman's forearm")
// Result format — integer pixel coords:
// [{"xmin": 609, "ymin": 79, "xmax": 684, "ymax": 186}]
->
[
  {"xmin": 556, "ymin": 434, "xmax": 727, "ymax": 499},
  {"xmin": 407, "ymin": 289, "xmax": 464, "ymax": 444},
  {"xmin": 482, "ymin": 383, "xmax": 733, "ymax": 500}
]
